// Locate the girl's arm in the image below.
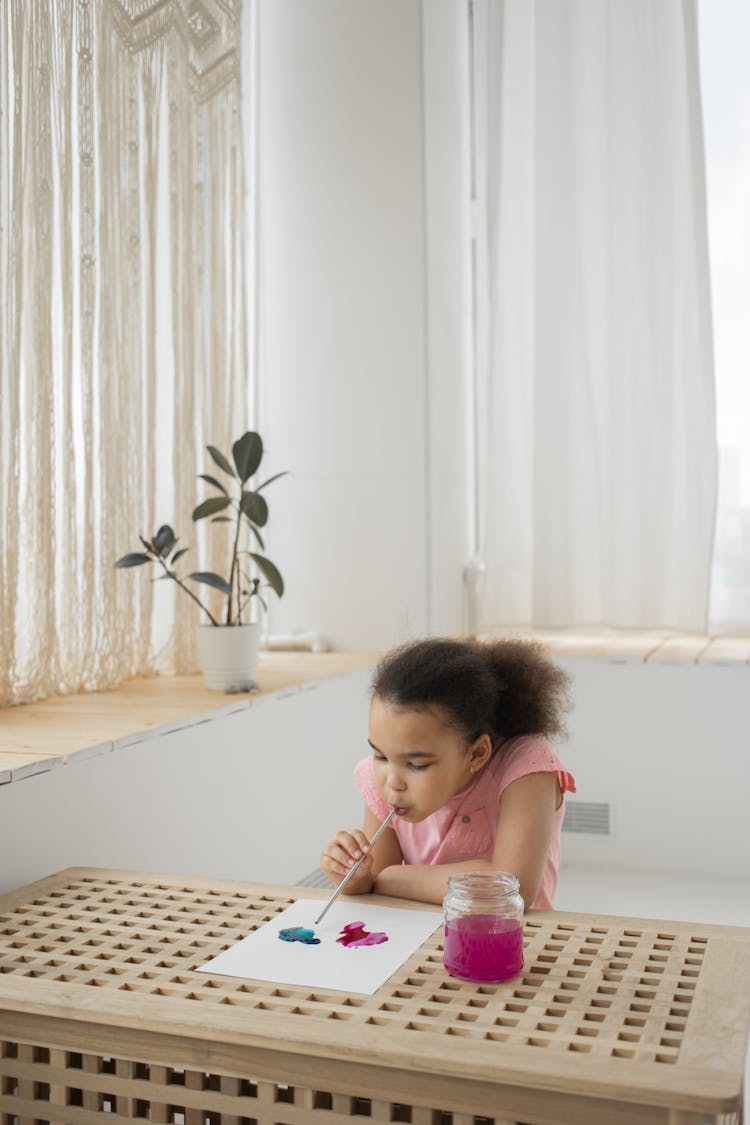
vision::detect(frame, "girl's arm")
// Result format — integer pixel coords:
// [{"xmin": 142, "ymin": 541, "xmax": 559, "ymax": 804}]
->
[
  {"xmin": 374, "ymin": 771, "xmax": 559, "ymax": 908},
  {"xmin": 320, "ymin": 805, "xmax": 404, "ymax": 895}
]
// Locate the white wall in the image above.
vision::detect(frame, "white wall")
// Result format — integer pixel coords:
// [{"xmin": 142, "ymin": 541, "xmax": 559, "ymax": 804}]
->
[
  {"xmin": 1, "ymin": 669, "xmax": 373, "ymax": 897},
  {"xmin": 558, "ymin": 658, "xmax": 750, "ymax": 880},
  {"xmin": 5, "ymin": 658, "xmax": 748, "ymax": 900},
  {"xmin": 254, "ymin": 0, "xmax": 473, "ymax": 651}
]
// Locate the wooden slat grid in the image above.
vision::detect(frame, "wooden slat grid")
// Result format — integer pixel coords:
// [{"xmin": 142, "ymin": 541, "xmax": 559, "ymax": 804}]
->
[
  {"xmin": 0, "ymin": 869, "xmax": 748, "ymax": 1125},
  {"xmin": 0, "ymin": 1046, "xmax": 453, "ymax": 1125}
]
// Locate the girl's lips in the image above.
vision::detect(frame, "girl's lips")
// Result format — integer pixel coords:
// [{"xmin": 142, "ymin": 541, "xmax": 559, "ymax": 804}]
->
[{"xmin": 393, "ymin": 806, "xmax": 409, "ymax": 816}]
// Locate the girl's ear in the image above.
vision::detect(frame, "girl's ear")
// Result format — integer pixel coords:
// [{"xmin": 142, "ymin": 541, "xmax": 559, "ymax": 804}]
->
[{"xmin": 469, "ymin": 733, "xmax": 493, "ymax": 773}]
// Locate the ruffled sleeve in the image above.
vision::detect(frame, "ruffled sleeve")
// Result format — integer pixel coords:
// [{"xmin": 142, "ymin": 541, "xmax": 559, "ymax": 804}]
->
[
  {"xmin": 496, "ymin": 735, "xmax": 576, "ymax": 797},
  {"xmin": 558, "ymin": 770, "xmax": 576, "ymax": 794},
  {"xmin": 354, "ymin": 756, "xmax": 392, "ymax": 821}
]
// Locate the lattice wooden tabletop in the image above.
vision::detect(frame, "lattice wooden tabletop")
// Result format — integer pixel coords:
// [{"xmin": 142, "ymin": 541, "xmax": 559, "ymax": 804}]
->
[{"xmin": 1, "ymin": 867, "xmax": 749, "ymax": 1125}]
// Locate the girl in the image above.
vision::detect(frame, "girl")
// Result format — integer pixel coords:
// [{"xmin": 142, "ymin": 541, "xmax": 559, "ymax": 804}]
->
[{"xmin": 320, "ymin": 637, "xmax": 575, "ymax": 910}]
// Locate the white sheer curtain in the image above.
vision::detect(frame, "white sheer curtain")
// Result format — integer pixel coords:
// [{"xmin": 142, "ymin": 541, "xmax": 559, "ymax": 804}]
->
[
  {"xmin": 0, "ymin": 0, "xmax": 248, "ymax": 705},
  {"xmin": 472, "ymin": 0, "xmax": 717, "ymax": 632},
  {"xmin": 699, "ymin": 0, "xmax": 750, "ymax": 633}
]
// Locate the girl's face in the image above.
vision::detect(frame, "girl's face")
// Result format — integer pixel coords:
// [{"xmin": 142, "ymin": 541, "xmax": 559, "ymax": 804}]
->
[{"xmin": 368, "ymin": 694, "xmax": 492, "ymax": 821}]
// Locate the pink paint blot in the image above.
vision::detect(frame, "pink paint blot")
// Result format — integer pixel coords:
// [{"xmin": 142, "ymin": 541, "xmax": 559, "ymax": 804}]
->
[{"xmin": 337, "ymin": 921, "xmax": 389, "ymax": 948}]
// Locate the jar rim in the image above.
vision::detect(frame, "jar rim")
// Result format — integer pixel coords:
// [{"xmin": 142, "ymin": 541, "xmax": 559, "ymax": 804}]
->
[{"xmin": 446, "ymin": 871, "xmax": 520, "ymax": 898}]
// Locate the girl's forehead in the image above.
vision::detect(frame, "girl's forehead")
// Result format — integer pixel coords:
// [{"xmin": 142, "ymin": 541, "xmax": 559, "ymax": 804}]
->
[{"xmin": 369, "ymin": 696, "xmax": 453, "ymax": 739}]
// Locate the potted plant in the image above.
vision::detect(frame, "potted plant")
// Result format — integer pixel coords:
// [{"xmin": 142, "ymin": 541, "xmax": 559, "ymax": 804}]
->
[{"xmin": 114, "ymin": 431, "xmax": 287, "ymax": 692}]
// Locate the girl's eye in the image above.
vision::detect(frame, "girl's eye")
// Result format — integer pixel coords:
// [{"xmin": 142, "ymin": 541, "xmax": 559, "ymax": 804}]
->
[
  {"xmin": 408, "ymin": 762, "xmax": 430, "ymax": 772},
  {"xmin": 372, "ymin": 753, "xmax": 386, "ymax": 763}
]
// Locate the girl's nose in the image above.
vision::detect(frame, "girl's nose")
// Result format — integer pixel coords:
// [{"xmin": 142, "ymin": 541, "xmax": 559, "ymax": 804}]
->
[{"xmin": 386, "ymin": 769, "xmax": 407, "ymax": 792}]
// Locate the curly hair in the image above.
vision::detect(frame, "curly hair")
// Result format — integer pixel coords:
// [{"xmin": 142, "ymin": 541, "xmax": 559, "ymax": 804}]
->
[{"xmin": 371, "ymin": 636, "xmax": 572, "ymax": 743}]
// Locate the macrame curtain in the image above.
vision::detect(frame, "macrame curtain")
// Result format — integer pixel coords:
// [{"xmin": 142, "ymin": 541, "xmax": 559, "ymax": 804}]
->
[
  {"xmin": 0, "ymin": 0, "xmax": 248, "ymax": 705},
  {"xmin": 472, "ymin": 0, "xmax": 718, "ymax": 632}
]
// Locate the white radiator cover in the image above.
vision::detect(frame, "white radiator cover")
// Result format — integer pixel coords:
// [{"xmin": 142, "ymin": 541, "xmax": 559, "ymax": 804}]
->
[
  {"xmin": 562, "ymin": 800, "xmax": 612, "ymax": 837},
  {"xmin": 556, "ymin": 656, "xmax": 749, "ymax": 879}
]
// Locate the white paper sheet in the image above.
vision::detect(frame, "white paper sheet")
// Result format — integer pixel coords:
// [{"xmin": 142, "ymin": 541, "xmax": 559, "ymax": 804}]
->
[{"xmin": 197, "ymin": 899, "xmax": 443, "ymax": 995}]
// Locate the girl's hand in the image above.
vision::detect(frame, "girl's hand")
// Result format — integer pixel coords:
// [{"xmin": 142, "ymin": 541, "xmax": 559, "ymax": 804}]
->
[{"xmin": 320, "ymin": 829, "xmax": 374, "ymax": 890}]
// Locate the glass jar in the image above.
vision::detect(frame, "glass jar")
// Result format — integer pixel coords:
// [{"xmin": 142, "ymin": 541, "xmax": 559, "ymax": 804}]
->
[{"xmin": 443, "ymin": 872, "xmax": 524, "ymax": 982}]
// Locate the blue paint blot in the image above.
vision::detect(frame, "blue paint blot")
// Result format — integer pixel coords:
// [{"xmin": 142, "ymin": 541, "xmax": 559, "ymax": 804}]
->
[{"xmin": 279, "ymin": 925, "xmax": 320, "ymax": 945}]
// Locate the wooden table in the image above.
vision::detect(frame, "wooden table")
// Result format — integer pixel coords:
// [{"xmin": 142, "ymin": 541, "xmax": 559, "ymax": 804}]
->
[{"xmin": 1, "ymin": 868, "xmax": 748, "ymax": 1125}]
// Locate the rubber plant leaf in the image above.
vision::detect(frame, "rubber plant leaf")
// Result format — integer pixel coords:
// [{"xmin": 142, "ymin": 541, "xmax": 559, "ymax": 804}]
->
[
  {"xmin": 193, "ymin": 496, "xmax": 231, "ymax": 522},
  {"xmin": 249, "ymin": 525, "xmax": 265, "ymax": 550},
  {"xmin": 233, "ymin": 431, "xmax": 263, "ymax": 484},
  {"xmin": 114, "ymin": 553, "xmax": 152, "ymax": 568},
  {"xmin": 256, "ymin": 470, "xmax": 290, "ymax": 492},
  {"xmin": 240, "ymin": 490, "xmax": 268, "ymax": 527},
  {"xmin": 249, "ymin": 553, "xmax": 284, "ymax": 597},
  {"xmin": 239, "ymin": 521, "xmax": 266, "ymax": 550},
  {"xmin": 187, "ymin": 571, "xmax": 233, "ymax": 596},
  {"xmin": 207, "ymin": 445, "xmax": 235, "ymax": 478},
  {"xmin": 198, "ymin": 473, "xmax": 229, "ymax": 496},
  {"xmin": 153, "ymin": 525, "xmax": 176, "ymax": 556}
]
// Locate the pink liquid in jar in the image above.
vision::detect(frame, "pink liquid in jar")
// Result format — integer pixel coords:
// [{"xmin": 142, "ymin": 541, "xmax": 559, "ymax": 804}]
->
[{"xmin": 444, "ymin": 914, "xmax": 524, "ymax": 982}]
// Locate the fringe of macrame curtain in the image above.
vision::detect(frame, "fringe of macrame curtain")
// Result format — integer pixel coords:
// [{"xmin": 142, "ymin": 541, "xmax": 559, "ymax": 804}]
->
[{"xmin": 0, "ymin": 0, "xmax": 248, "ymax": 705}]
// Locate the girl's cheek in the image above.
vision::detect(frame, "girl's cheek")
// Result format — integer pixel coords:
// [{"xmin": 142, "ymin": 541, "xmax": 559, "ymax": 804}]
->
[{"xmin": 372, "ymin": 766, "xmax": 387, "ymax": 795}]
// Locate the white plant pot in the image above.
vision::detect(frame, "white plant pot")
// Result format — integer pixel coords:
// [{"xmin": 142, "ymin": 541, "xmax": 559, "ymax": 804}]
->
[{"xmin": 196, "ymin": 622, "xmax": 261, "ymax": 693}]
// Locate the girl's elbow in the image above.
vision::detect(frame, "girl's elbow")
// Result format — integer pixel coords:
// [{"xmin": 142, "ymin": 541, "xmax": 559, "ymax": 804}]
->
[{"xmin": 518, "ymin": 876, "xmax": 542, "ymax": 910}]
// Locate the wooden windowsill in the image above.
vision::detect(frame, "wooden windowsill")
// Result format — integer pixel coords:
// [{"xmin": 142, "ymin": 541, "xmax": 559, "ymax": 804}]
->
[
  {"xmin": 2, "ymin": 631, "xmax": 747, "ymax": 788},
  {"xmin": 480, "ymin": 628, "xmax": 750, "ymax": 664},
  {"xmin": 0, "ymin": 652, "xmax": 378, "ymax": 786}
]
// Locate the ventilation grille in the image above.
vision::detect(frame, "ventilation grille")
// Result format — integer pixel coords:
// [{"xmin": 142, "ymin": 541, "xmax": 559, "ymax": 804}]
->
[
  {"xmin": 562, "ymin": 800, "xmax": 612, "ymax": 836},
  {"xmin": 296, "ymin": 867, "xmax": 332, "ymax": 889}
]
